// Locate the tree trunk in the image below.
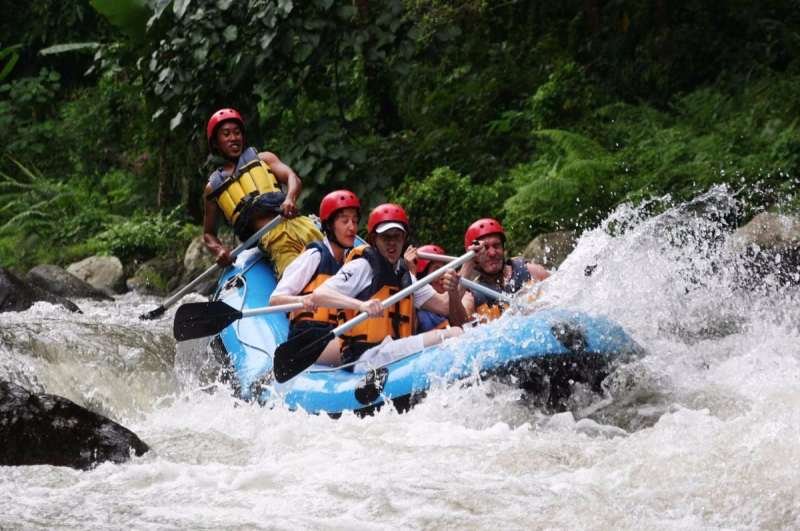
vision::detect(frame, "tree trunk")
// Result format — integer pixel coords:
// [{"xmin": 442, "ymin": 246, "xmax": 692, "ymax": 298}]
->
[{"xmin": 584, "ymin": 0, "xmax": 601, "ymax": 34}]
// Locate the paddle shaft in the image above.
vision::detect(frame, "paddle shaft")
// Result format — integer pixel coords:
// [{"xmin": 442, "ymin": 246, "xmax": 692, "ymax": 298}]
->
[
  {"xmin": 240, "ymin": 302, "xmax": 302, "ymax": 318},
  {"xmin": 157, "ymin": 215, "xmax": 285, "ymax": 311},
  {"xmin": 462, "ymin": 278, "xmax": 513, "ymax": 305},
  {"xmin": 416, "ymin": 250, "xmax": 513, "ymax": 304},
  {"xmin": 417, "ymin": 250, "xmax": 459, "ymax": 262},
  {"xmin": 329, "ymin": 250, "xmax": 476, "ymax": 339}
]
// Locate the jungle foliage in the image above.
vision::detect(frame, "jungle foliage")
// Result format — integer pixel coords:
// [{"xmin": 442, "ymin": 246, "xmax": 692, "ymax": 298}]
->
[{"xmin": 1, "ymin": 0, "xmax": 799, "ymax": 269}]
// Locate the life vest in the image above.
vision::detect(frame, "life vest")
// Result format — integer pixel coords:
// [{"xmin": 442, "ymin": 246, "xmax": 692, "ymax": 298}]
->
[
  {"xmin": 472, "ymin": 257, "xmax": 532, "ymax": 321},
  {"xmin": 289, "ymin": 240, "xmax": 343, "ymax": 327},
  {"xmin": 417, "ymin": 309, "xmax": 449, "ymax": 332},
  {"xmin": 205, "ymin": 147, "xmax": 281, "ymax": 225},
  {"xmin": 340, "ymin": 245, "xmax": 416, "ymax": 360}
]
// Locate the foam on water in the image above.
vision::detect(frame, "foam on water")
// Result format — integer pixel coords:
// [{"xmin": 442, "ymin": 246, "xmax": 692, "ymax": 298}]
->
[{"xmin": 2, "ymin": 187, "xmax": 799, "ymax": 529}]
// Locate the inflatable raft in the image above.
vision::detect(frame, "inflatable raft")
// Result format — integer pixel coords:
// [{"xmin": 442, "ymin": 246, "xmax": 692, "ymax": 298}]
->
[{"xmin": 205, "ymin": 249, "xmax": 641, "ymax": 415}]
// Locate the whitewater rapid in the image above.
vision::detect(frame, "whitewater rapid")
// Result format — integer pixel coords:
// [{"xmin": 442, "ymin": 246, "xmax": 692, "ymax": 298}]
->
[{"xmin": 1, "ymin": 189, "xmax": 798, "ymax": 529}]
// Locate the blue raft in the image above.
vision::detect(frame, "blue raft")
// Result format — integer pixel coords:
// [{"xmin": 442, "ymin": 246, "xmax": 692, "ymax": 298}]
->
[{"xmin": 207, "ymin": 249, "xmax": 641, "ymax": 415}]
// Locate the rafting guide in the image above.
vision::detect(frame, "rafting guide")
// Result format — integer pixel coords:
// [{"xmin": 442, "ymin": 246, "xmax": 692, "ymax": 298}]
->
[{"xmin": 202, "ymin": 108, "xmax": 323, "ymax": 278}]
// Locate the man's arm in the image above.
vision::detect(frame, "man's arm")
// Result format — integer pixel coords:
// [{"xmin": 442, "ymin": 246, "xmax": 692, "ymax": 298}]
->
[
  {"xmin": 312, "ymin": 285, "xmax": 383, "ymax": 317},
  {"xmin": 526, "ymin": 262, "xmax": 550, "ymax": 282},
  {"xmin": 259, "ymin": 151, "xmax": 300, "ymax": 218},
  {"xmin": 435, "ymin": 270, "xmax": 469, "ymax": 326},
  {"xmin": 202, "ymin": 183, "xmax": 233, "ymax": 266},
  {"xmin": 269, "ymin": 250, "xmax": 320, "ymax": 310},
  {"xmin": 312, "ymin": 260, "xmax": 383, "ymax": 317}
]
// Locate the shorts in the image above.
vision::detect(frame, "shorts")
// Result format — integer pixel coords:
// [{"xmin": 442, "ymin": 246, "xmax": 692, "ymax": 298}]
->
[{"xmin": 257, "ymin": 215, "xmax": 323, "ymax": 278}]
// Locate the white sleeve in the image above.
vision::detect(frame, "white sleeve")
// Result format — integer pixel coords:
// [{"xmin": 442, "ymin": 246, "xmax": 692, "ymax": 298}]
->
[
  {"xmin": 272, "ymin": 249, "xmax": 322, "ymax": 296},
  {"xmin": 321, "ymin": 258, "xmax": 373, "ymax": 298},
  {"xmin": 410, "ymin": 274, "xmax": 436, "ymax": 308}
]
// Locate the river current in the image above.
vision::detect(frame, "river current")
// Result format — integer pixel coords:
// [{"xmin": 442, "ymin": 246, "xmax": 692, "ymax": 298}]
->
[{"xmin": 1, "ymin": 189, "xmax": 798, "ymax": 529}]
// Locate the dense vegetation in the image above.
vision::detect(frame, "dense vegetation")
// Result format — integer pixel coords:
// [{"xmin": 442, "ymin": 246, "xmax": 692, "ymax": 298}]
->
[{"xmin": 1, "ymin": 0, "xmax": 798, "ymax": 270}]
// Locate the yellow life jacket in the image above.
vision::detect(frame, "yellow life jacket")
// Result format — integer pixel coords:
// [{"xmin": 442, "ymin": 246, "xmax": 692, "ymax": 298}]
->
[
  {"xmin": 289, "ymin": 240, "xmax": 343, "ymax": 327},
  {"xmin": 339, "ymin": 245, "xmax": 415, "ymax": 360},
  {"xmin": 472, "ymin": 257, "xmax": 531, "ymax": 322},
  {"xmin": 206, "ymin": 147, "xmax": 281, "ymax": 225}
]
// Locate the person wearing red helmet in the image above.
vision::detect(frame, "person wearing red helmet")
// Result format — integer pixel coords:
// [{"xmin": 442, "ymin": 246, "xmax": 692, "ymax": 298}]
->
[
  {"xmin": 443, "ymin": 218, "xmax": 550, "ymax": 321},
  {"xmin": 413, "ymin": 244, "xmax": 452, "ymax": 332},
  {"xmin": 202, "ymin": 108, "xmax": 322, "ymax": 277},
  {"xmin": 310, "ymin": 204, "xmax": 463, "ymax": 367},
  {"xmin": 269, "ymin": 190, "xmax": 361, "ymax": 361}
]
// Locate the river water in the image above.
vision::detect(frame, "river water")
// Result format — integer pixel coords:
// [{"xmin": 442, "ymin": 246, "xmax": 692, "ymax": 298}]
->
[{"xmin": 1, "ymin": 188, "xmax": 799, "ymax": 529}]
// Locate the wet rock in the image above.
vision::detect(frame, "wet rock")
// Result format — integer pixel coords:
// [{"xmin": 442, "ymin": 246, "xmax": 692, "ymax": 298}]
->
[
  {"xmin": 730, "ymin": 212, "xmax": 800, "ymax": 287},
  {"xmin": 26, "ymin": 264, "xmax": 113, "ymax": 301},
  {"xmin": 126, "ymin": 256, "xmax": 181, "ymax": 296},
  {"xmin": 523, "ymin": 230, "xmax": 578, "ymax": 268},
  {"xmin": 0, "ymin": 268, "xmax": 81, "ymax": 314},
  {"xmin": 0, "ymin": 381, "xmax": 149, "ymax": 469},
  {"xmin": 179, "ymin": 235, "xmax": 233, "ymax": 296},
  {"xmin": 67, "ymin": 255, "xmax": 125, "ymax": 295}
]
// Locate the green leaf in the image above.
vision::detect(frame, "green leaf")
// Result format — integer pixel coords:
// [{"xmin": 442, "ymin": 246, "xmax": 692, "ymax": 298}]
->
[
  {"xmin": 223, "ymin": 25, "xmax": 238, "ymax": 42},
  {"xmin": 217, "ymin": 0, "xmax": 234, "ymax": 10},
  {"xmin": 39, "ymin": 43, "xmax": 101, "ymax": 56},
  {"xmin": 337, "ymin": 5, "xmax": 356, "ymax": 19},
  {"xmin": 170, "ymin": 111, "xmax": 183, "ymax": 130},
  {"xmin": 174, "ymin": 0, "xmax": 192, "ymax": 19},
  {"xmin": 90, "ymin": 0, "xmax": 150, "ymax": 42},
  {"xmin": 157, "ymin": 67, "xmax": 171, "ymax": 82},
  {"xmin": 293, "ymin": 43, "xmax": 314, "ymax": 63},
  {"xmin": 260, "ymin": 31, "xmax": 276, "ymax": 50},
  {"xmin": 0, "ymin": 45, "xmax": 21, "ymax": 82},
  {"xmin": 278, "ymin": 0, "xmax": 294, "ymax": 15}
]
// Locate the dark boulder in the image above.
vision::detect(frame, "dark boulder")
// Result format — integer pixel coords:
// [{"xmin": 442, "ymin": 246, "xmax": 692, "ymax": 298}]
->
[
  {"xmin": 0, "ymin": 381, "xmax": 149, "ymax": 469},
  {"xmin": 26, "ymin": 264, "xmax": 113, "ymax": 301},
  {"xmin": 0, "ymin": 267, "xmax": 81, "ymax": 314}
]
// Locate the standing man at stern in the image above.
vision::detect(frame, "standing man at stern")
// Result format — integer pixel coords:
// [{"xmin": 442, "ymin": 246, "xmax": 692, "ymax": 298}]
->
[{"xmin": 202, "ymin": 108, "xmax": 322, "ymax": 277}]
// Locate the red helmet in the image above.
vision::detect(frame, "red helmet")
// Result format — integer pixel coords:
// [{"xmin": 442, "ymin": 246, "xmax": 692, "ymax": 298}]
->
[
  {"xmin": 464, "ymin": 218, "xmax": 505, "ymax": 250},
  {"xmin": 206, "ymin": 108, "xmax": 244, "ymax": 147},
  {"xmin": 416, "ymin": 244, "xmax": 446, "ymax": 275},
  {"xmin": 367, "ymin": 203, "xmax": 409, "ymax": 234},
  {"xmin": 319, "ymin": 189, "xmax": 361, "ymax": 223}
]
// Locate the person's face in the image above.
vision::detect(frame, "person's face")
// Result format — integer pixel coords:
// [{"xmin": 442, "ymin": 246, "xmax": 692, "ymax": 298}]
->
[
  {"xmin": 374, "ymin": 229, "xmax": 406, "ymax": 264},
  {"xmin": 426, "ymin": 261, "xmax": 446, "ymax": 292},
  {"xmin": 475, "ymin": 234, "xmax": 505, "ymax": 274},
  {"xmin": 332, "ymin": 208, "xmax": 359, "ymax": 248},
  {"xmin": 215, "ymin": 121, "xmax": 243, "ymax": 159}
]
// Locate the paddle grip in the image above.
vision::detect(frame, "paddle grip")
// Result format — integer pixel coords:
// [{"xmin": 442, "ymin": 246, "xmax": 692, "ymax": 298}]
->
[{"xmin": 329, "ymin": 250, "xmax": 476, "ymax": 339}]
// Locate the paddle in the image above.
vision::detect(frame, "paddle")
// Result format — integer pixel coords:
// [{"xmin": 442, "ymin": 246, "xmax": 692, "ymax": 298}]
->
[
  {"xmin": 272, "ymin": 249, "xmax": 476, "ymax": 383},
  {"xmin": 416, "ymin": 250, "xmax": 513, "ymax": 304},
  {"xmin": 173, "ymin": 301, "xmax": 303, "ymax": 341},
  {"xmin": 139, "ymin": 215, "xmax": 284, "ymax": 320}
]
